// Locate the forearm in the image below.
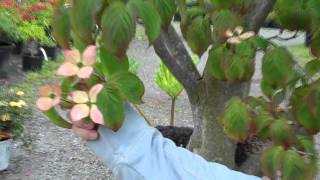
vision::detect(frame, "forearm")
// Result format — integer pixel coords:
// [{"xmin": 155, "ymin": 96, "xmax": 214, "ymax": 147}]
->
[{"xmin": 87, "ymin": 104, "xmax": 261, "ymax": 180}]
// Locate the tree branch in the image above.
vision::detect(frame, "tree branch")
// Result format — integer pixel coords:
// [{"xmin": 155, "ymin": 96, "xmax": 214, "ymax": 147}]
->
[
  {"xmin": 154, "ymin": 25, "xmax": 202, "ymax": 97},
  {"xmin": 246, "ymin": 0, "xmax": 277, "ymax": 32}
]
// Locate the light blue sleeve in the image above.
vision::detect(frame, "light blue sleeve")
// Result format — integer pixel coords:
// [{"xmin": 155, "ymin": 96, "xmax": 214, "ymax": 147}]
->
[{"xmin": 87, "ymin": 104, "xmax": 261, "ymax": 180}]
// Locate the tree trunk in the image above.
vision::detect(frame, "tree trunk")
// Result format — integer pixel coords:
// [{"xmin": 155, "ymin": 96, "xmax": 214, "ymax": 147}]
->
[{"xmin": 189, "ymin": 69, "xmax": 251, "ymax": 168}]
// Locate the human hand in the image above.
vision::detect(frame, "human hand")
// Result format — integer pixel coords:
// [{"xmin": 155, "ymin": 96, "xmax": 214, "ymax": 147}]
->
[{"xmin": 72, "ymin": 121, "xmax": 98, "ymax": 140}]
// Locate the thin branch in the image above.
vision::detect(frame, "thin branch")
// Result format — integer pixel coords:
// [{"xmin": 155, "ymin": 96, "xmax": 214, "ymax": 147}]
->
[
  {"xmin": 246, "ymin": 0, "xmax": 277, "ymax": 32},
  {"xmin": 170, "ymin": 97, "xmax": 176, "ymax": 126},
  {"xmin": 133, "ymin": 104, "xmax": 154, "ymax": 126},
  {"xmin": 291, "ymin": 147, "xmax": 315, "ymax": 157},
  {"xmin": 154, "ymin": 25, "xmax": 202, "ymax": 97}
]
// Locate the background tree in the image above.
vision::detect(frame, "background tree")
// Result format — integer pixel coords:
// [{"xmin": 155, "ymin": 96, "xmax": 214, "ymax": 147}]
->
[{"xmin": 50, "ymin": 0, "xmax": 320, "ymax": 179}]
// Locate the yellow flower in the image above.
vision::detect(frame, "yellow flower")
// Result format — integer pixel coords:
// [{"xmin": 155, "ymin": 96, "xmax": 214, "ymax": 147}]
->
[
  {"xmin": 18, "ymin": 100, "xmax": 26, "ymax": 106},
  {"xmin": 1, "ymin": 114, "xmax": 11, "ymax": 121},
  {"xmin": 9, "ymin": 101, "xmax": 23, "ymax": 108},
  {"xmin": 16, "ymin": 91, "xmax": 25, "ymax": 96}
]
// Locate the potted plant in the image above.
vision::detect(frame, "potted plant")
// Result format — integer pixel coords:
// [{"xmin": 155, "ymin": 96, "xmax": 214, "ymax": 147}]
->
[
  {"xmin": 154, "ymin": 59, "xmax": 199, "ymax": 147},
  {"xmin": 0, "ymin": 3, "xmax": 19, "ymax": 76},
  {"xmin": 0, "ymin": 87, "xmax": 28, "ymax": 171},
  {"xmin": 19, "ymin": 21, "xmax": 47, "ymax": 71},
  {"xmin": 16, "ymin": 0, "xmax": 55, "ymax": 70}
]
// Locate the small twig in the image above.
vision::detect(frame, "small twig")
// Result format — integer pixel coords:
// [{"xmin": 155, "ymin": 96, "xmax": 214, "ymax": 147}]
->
[
  {"xmin": 133, "ymin": 104, "xmax": 154, "ymax": 126},
  {"xmin": 170, "ymin": 97, "xmax": 176, "ymax": 126},
  {"xmin": 291, "ymin": 147, "xmax": 315, "ymax": 156}
]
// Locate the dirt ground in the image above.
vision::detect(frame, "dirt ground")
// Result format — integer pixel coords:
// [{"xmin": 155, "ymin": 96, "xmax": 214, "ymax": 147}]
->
[{"xmin": 1, "ymin": 37, "xmax": 319, "ymax": 179}]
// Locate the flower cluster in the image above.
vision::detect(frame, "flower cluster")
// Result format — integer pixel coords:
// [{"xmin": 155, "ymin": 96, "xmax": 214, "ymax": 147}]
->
[
  {"xmin": 37, "ymin": 46, "xmax": 106, "ymax": 126},
  {"xmin": 0, "ymin": 88, "xmax": 29, "ymax": 140},
  {"xmin": 225, "ymin": 26, "xmax": 255, "ymax": 45}
]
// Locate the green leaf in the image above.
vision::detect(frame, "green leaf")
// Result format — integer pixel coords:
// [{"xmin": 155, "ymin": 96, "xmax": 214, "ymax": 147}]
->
[
  {"xmin": 270, "ymin": 118, "xmax": 295, "ymax": 146},
  {"xmin": 262, "ymin": 47, "xmax": 294, "ymax": 89},
  {"xmin": 101, "ymin": 1, "xmax": 136, "ymax": 59},
  {"xmin": 305, "ymin": 59, "xmax": 320, "ymax": 76},
  {"xmin": 282, "ymin": 150, "xmax": 309, "ymax": 180},
  {"xmin": 220, "ymin": 97, "xmax": 252, "ymax": 142},
  {"xmin": 275, "ymin": 0, "xmax": 312, "ymax": 31},
  {"xmin": 260, "ymin": 79, "xmax": 274, "ymax": 98},
  {"xmin": 151, "ymin": 0, "xmax": 176, "ymax": 28},
  {"xmin": 255, "ymin": 113, "xmax": 274, "ymax": 138},
  {"xmin": 108, "ymin": 71, "xmax": 145, "ymax": 104},
  {"xmin": 155, "ymin": 62, "xmax": 184, "ymax": 98},
  {"xmin": 297, "ymin": 136, "xmax": 318, "ymax": 177},
  {"xmin": 52, "ymin": 4, "xmax": 71, "ymax": 49},
  {"xmin": 129, "ymin": 0, "xmax": 161, "ymax": 43},
  {"xmin": 261, "ymin": 146, "xmax": 285, "ymax": 179},
  {"xmin": 43, "ymin": 108, "xmax": 72, "ymax": 129},
  {"xmin": 69, "ymin": 0, "xmax": 100, "ymax": 45},
  {"xmin": 224, "ymin": 54, "xmax": 254, "ymax": 81},
  {"xmin": 185, "ymin": 16, "xmax": 211, "ymax": 56},
  {"xmin": 250, "ymin": 36, "xmax": 269, "ymax": 50},
  {"xmin": 210, "ymin": 10, "xmax": 240, "ymax": 36},
  {"xmin": 211, "ymin": 0, "xmax": 251, "ymax": 10},
  {"xmin": 291, "ymin": 85, "xmax": 320, "ymax": 133},
  {"xmin": 207, "ymin": 46, "xmax": 226, "ymax": 80},
  {"xmin": 99, "ymin": 48, "xmax": 129, "ymax": 76},
  {"xmin": 97, "ymin": 85, "xmax": 125, "ymax": 131}
]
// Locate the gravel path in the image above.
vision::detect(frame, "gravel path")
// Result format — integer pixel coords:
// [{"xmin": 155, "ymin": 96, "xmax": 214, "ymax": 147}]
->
[{"xmin": 1, "ymin": 26, "xmax": 319, "ymax": 179}]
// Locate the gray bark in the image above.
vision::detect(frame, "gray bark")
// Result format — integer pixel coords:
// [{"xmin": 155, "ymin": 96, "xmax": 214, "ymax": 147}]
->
[{"xmin": 198, "ymin": 69, "xmax": 251, "ymax": 168}]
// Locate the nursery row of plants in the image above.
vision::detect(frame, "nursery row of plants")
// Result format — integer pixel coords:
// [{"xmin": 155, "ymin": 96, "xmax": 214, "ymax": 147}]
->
[{"xmin": 0, "ymin": 0, "xmax": 58, "ymax": 74}]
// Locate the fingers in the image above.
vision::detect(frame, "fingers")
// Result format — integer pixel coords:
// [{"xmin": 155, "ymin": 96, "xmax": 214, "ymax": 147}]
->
[
  {"xmin": 72, "ymin": 120, "xmax": 98, "ymax": 140},
  {"xmin": 72, "ymin": 120, "xmax": 95, "ymax": 130},
  {"xmin": 72, "ymin": 125, "xmax": 98, "ymax": 140}
]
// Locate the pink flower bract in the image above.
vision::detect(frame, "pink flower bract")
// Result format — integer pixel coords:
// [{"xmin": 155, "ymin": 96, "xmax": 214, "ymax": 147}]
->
[
  {"xmin": 69, "ymin": 84, "xmax": 104, "ymax": 125},
  {"xmin": 57, "ymin": 46, "xmax": 97, "ymax": 79},
  {"xmin": 36, "ymin": 82, "xmax": 62, "ymax": 111}
]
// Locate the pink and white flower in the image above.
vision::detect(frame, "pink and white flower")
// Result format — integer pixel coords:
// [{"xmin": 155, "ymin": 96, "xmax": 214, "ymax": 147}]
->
[
  {"xmin": 36, "ymin": 81, "xmax": 62, "ymax": 111},
  {"xmin": 69, "ymin": 84, "xmax": 104, "ymax": 125},
  {"xmin": 57, "ymin": 45, "xmax": 97, "ymax": 79}
]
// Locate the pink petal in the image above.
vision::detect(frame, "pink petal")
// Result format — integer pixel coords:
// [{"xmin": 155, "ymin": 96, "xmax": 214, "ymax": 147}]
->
[
  {"xmin": 36, "ymin": 97, "xmax": 54, "ymax": 111},
  {"xmin": 52, "ymin": 97, "xmax": 61, "ymax": 106},
  {"xmin": 64, "ymin": 49, "xmax": 81, "ymax": 64},
  {"xmin": 82, "ymin": 45, "xmax": 97, "ymax": 66},
  {"xmin": 77, "ymin": 66, "xmax": 93, "ymax": 79},
  {"xmin": 90, "ymin": 105, "xmax": 104, "ymax": 125},
  {"xmin": 70, "ymin": 91, "xmax": 89, "ymax": 103},
  {"xmin": 227, "ymin": 37, "xmax": 241, "ymax": 44},
  {"xmin": 89, "ymin": 84, "xmax": 104, "ymax": 103},
  {"xmin": 239, "ymin": 31, "xmax": 255, "ymax": 40},
  {"xmin": 70, "ymin": 104, "xmax": 90, "ymax": 121},
  {"xmin": 57, "ymin": 62, "xmax": 79, "ymax": 77},
  {"xmin": 38, "ymin": 85, "xmax": 52, "ymax": 97}
]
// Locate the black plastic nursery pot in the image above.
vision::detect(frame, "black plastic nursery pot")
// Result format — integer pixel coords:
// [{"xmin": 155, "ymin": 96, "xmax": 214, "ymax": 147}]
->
[
  {"xmin": 42, "ymin": 46, "xmax": 58, "ymax": 60},
  {"xmin": 22, "ymin": 54, "xmax": 43, "ymax": 72},
  {"xmin": 13, "ymin": 41, "xmax": 23, "ymax": 55},
  {"xmin": 155, "ymin": 125, "xmax": 194, "ymax": 148},
  {"xmin": 0, "ymin": 41, "xmax": 14, "ymax": 78}
]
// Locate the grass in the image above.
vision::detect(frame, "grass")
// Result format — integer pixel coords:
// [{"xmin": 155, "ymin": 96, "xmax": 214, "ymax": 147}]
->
[{"xmin": 287, "ymin": 44, "xmax": 314, "ymax": 65}]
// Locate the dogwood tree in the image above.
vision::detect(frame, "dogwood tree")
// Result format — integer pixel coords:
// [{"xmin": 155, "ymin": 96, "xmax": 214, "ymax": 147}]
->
[{"xmin": 42, "ymin": 0, "xmax": 320, "ymax": 179}]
